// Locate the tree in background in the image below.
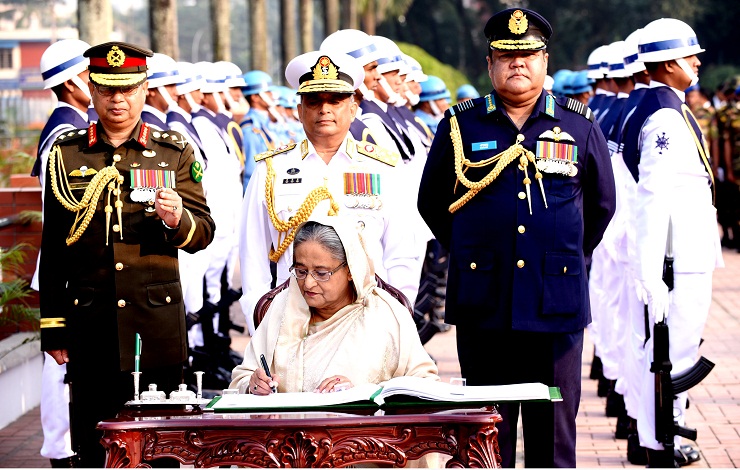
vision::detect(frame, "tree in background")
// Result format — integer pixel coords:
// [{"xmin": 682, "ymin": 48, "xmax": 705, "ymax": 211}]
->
[{"xmin": 150, "ymin": 0, "xmax": 178, "ymax": 59}]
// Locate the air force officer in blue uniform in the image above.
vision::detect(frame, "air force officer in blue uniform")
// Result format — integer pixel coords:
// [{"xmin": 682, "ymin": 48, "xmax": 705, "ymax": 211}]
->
[{"xmin": 418, "ymin": 8, "xmax": 616, "ymax": 467}]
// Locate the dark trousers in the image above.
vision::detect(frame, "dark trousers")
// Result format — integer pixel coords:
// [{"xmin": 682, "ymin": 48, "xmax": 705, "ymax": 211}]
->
[{"xmin": 456, "ymin": 326, "xmax": 584, "ymax": 468}]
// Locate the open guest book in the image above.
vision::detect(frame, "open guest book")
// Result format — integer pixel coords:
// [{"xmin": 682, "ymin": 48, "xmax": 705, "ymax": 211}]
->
[{"xmin": 206, "ymin": 376, "xmax": 562, "ymax": 412}]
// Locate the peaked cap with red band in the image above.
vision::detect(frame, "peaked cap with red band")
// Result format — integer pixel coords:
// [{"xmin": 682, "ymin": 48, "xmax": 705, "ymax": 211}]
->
[{"xmin": 84, "ymin": 41, "xmax": 153, "ymax": 87}]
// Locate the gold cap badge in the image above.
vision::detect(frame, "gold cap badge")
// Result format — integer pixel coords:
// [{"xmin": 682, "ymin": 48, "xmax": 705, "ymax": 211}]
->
[
  {"xmin": 312, "ymin": 56, "xmax": 339, "ymax": 81},
  {"xmin": 508, "ymin": 10, "xmax": 528, "ymax": 35},
  {"xmin": 106, "ymin": 45, "xmax": 126, "ymax": 67}
]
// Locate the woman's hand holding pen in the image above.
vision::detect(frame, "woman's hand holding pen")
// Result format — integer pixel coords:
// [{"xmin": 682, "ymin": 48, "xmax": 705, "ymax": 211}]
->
[
  {"xmin": 249, "ymin": 368, "xmax": 279, "ymax": 395},
  {"xmin": 315, "ymin": 375, "xmax": 353, "ymax": 393}
]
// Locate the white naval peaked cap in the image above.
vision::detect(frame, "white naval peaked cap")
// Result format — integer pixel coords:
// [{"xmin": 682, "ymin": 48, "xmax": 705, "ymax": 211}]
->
[
  {"xmin": 586, "ymin": 45, "xmax": 609, "ymax": 79},
  {"xmin": 320, "ymin": 29, "xmax": 383, "ymax": 66},
  {"xmin": 285, "ymin": 50, "xmax": 363, "ymax": 94},
  {"xmin": 215, "ymin": 61, "xmax": 247, "ymax": 88},
  {"xmin": 195, "ymin": 61, "xmax": 228, "ymax": 93},
  {"xmin": 40, "ymin": 39, "xmax": 91, "ymax": 89},
  {"xmin": 605, "ymin": 41, "xmax": 631, "ymax": 79},
  {"xmin": 623, "ymin": 29, "xmax": 646, "ymax": 75},
  {"xmin": 373, "ymin": 36, "xmax": 407, "ymax": 74},
  {"xmin": 638, "ymin": 18, "xmax": 704, "ymax": 63},
  {"xmin": 175, "ymin": 61, "xmax": 205, "ymax": 95},
  {"xmin": 147, "ymin": 53, "xmax": 180, "ymax": 88}
]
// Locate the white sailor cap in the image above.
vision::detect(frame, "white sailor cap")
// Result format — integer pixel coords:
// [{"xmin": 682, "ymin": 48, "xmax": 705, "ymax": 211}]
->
[
  {"xmin": 40, "ymin": 39, "xmax": 91, "ymax": 89},
  {"xmin": 285, "ymin": 50, "xmax": 363, "ymax": 95},
  {"xmin": 320, "ymin": 29, "xmax": 383, "ymax": 66},
  {"xmin": 605, "ymin": 41, "xmax": 631, "ymax": 79},
  {"xmin": 586, "ymin": 45, "xmax": 610, "ymax": 79},
  {"xmin": 147, "ymin": 53, "xmax": 180, "ymax": 88},
  {"xmin": 195, "ymin": 61, "xmax": 228, "ymax": 93},
  {"xmin": 175, "ymin": 61, "xmax": 205, "ymax": 95},
  {"xmin": 215, "ymin": 61, "xmax": 247, "ymax": 88},
  {"xmin": 623, "ymin": 29, "xmax": 646, "ymax": 75},
  {"xmin": 373, "ymin": 36, "xmax": 407, "ymax": 75},
  {"xmin": 404, "ymin": 54, "xmax": 428, "ymax": 82}
]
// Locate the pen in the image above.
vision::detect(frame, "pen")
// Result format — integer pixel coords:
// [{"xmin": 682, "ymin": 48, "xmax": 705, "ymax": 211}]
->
[
  {"xmin": 260, "ymin": 354, "xmax": 277, "ymax": 393},
  {"xmin": 135, "ymin": 333, "xmax": 141, "ymax": 373}
]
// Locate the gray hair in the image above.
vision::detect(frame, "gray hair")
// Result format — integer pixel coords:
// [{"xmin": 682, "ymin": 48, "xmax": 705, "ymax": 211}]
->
[{"xmin": 293, "ymin": 221, "xmax": 347, "ymax": 264}]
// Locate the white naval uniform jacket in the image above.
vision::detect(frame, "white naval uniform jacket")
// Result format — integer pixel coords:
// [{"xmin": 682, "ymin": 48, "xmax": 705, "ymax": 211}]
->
[
  {"xmin": 239, "ymin": 135, "xmax": 421, "ymax": 334},
  {"xmin": 630, "ymin": 84, "xmax": 723, "ymax": 286}
]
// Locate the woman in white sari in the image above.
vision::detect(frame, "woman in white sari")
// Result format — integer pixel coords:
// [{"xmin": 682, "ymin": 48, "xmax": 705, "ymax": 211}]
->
[{"xmin": 231, "ymin": 217, "xmax": 439, "ymax": 394}]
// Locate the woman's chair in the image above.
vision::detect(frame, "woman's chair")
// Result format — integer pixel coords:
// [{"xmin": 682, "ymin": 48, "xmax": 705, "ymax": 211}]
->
[{"xmin": 253, "ymin": 275, "xmax": 414, "ymax": 329}]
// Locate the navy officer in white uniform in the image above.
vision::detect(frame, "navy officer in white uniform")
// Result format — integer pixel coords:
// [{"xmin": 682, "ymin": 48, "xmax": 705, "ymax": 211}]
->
[
  {"xmin": 418, "ymin": 8, "xmax": 616, "ymax": 467},
  {"xmin": 238, "ymin": 50, "xmax": 420, "ymax": 334}
]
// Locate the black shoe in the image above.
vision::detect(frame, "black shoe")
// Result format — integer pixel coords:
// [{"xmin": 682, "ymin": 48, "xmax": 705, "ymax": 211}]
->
[
  {"xmin": 647, "ymin": 448, "xmax": 679, "ymax": 468},
  {"xmin": 605, "ymin": 389, "xmax": 625, "ymax": 417},
  {"xmin": 674, "ymin": 445, "xmax": 700, "ymax": 466},
  {"xmin": 50, "ymin": 456, "xmax": 77, "ymax": 468},
  {"xmin": 590, "ymin": 353, "xmax": 603, "ymax": 380},
  {"xmin": 627, "ymin": 433, "xmax": 648, "ymax": 465}
]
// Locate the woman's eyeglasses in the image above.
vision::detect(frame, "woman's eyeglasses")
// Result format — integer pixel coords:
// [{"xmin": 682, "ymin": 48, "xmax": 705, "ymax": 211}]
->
[
  {"xmin": 289, "ymin": 261, "xmax": 347, "ymax": 282},
  {"xmin": 94, "ymin": 84, "xmax": 141, "ymax": 97}
]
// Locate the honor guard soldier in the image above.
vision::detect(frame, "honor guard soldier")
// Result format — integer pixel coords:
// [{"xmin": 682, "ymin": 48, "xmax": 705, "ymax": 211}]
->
[
  {"xmin": 240, "ymin": 70, "xmax": 281, "ymax": 189},
  {"xmin": 414, "ymin": 75, "xmax": 451, "ymax": 135},
  {"xmin": 587, "ymin": 44, "xmax": 615, "ymax": 119},
  {"xmin": 456, "ymin": 83, "xmax": 480, "ymax": 103},
  {"xmin": 238, "ymin": 50, "xmax": 419, "ymax": 335},
  {"xmin": 34, "ymin": 38, "xmax": 92, "ymax": 469},
  {"xmin": 620, "ymin": 18, "xmax": 722, "ymax": 467},
  {"xmin": 38, "ymin": 42, "xmax": 215, "ymax": 467},
  {"xmin": 418, "ymin": 8, "xmax": 616, "ymax": 467}
]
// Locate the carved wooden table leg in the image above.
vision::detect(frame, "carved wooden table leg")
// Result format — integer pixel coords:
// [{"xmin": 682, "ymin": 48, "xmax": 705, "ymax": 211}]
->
[
  {"xmin": 447, "ymin": 425, "xmax": 501, "ymax": 468},
  {"xmin": 101, "ymin": 430, "xmax": 145, "ymax": 468}
]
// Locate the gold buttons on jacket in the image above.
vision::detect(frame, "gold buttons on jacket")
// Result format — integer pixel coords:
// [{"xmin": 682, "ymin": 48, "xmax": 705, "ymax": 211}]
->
[
  {"xmin": 113, "ymin": 154, "xmax": 121, "ymax": 162},
  {"xmin": 470, "ymin": 262, "xmax": 477, "ymax": 270},
  {"xmin": 118, "ymin": 299, "xmax": 126, "ymax": 308},
  {"xmin": 563, "ymin": 266, "xmax": 568, "ymax": 274},
  {"xmin": 518, "ymin": 225, "xmax": 526, "ymax": 234},
  {"xmin": 112, "ymin": 224, "xmax": 120, "ymax": 232},
  {"xmin": 115, "ymin": 262, "xmax": 123, "ymax": 271},
  {"xmin": 165, "ymin": 296, "xmax": 172, "ymax": 304},
  {"xmin": 518, "ymin": 192, "xmax": 526, "ymax": 200},
  {"xmin": 74, "ymin": 299, "xmax": 79, "ymax": 306},
  {"xmin": 517, "ymin": 260, "xmax": 525, "ymax": 268}
]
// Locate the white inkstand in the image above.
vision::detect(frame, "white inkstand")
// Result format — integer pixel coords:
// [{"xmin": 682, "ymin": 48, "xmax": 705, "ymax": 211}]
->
[
  {"xmin": 125, "ymin": 370, "xmax": 211, "ymax": 407},
  {"xmin": 141, "ymin": 384, "xmax": 167, "ymax": 402}
]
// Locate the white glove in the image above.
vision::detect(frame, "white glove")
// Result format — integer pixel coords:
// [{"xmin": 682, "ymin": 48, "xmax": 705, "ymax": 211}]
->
[{"xmin": 635, "ymin": 279, "xmax": 670, "ymax": 323}]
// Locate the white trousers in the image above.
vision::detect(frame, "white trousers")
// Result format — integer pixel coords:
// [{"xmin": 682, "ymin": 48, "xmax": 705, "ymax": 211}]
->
[
  {"xmin": 40, "ymin": 353, "xmax": 73, "ymax": 459},
  {"xmin": 637, "ymin": 272, "xmax": 713, "ymax": 450}
]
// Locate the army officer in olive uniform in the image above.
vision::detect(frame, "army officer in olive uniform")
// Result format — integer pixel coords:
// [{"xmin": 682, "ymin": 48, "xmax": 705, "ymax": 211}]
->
[
  {"xmin": 39, "ymin": 42, "xmax": 215, "ymax": 467},
  {"xmin": 418, "ymin": 9, "xmax": 615, "ymax": 468}
]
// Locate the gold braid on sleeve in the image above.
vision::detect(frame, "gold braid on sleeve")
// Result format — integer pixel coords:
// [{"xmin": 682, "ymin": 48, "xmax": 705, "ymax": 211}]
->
[
  {"xmin": 264, "ymin": 157, "xmax": 340, "ymax": 262},
  {"xmin": 448, "ymin": 115, "xmax": 541, "ymax": 213},
  {"xmin": 48, "ymin": 145, "xmax": 124, "ymax": 246}
]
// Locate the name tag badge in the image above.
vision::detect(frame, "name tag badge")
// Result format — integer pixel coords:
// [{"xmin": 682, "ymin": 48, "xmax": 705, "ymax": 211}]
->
[
  {"xmin": 282, "ymin": 178, "xmax": 302, "ymax": 184},
  {"xmin": 472, "ymin": 141, "xmax": 497, "ymax": 151}
]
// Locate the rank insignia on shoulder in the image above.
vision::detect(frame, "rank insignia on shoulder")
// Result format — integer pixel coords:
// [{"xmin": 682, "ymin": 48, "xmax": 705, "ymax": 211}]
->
[
  {"xmin": 562, "ymin": 97, "xmax": 594, "ymax": 122},
  {"xmin": 254, "ymin": 142, "xmax": 297, "ymax": 162},
  {"xmin": 539, "ymin": 127, "xmax": 575, "ymax": 143},
  {"xmin": 450, "ymin": 98, "xmax": 477, "ymax": 116},
  {"xmin": 190, "ymin": 161, "xmax": 204, "ymax": 183},
  {"xmin": 355, "ymin": 142, "xmax": 399, "ymax": 167},
  {"xmin": 69, "ymin": 166, "xmax": 98, "ymax": 178}
]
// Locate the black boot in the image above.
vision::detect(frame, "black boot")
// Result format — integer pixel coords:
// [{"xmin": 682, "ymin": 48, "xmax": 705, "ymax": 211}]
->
[
  {"xmin": 605, "ymin": 389, "xmax": 625, "ymax": 417},
  {"xmin": 615, "ymin": 412, "xmax": 632, "ymax": 439},
  {"xmin": 627, "ymin": 432, "xmax": 648, "ymax": 465},
  {"xmin": 597, "ymin": 377, "xmax": 612, "ymax": 398},
  {"xmin": 590, "ymin": 353, "xmax": 603, "ymax": 380},
  {"xmin": 647, "ymin": 448, "xmax": 679, "ymax": 468}
]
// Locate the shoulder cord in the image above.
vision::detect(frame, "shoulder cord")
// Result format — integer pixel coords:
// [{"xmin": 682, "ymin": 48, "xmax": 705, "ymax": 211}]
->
[
  {"xmin": 681, "ymin": 104, "xmax": 716, "ymax": 204},
  {"xmin": 264, "ymin": 157, "xmax": 340, "ymax": 262},
  {"xmin": 48, "ymin": 145, "xmax": 123, "ymax": 246},
  {"xmin": 449, "ymin": 115, "xmax": 543, "ymax": 213}
]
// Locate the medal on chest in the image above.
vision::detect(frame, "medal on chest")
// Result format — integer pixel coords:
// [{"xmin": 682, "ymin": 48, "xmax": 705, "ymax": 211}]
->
[
  {"xmin": 535, "ymin": 127, "xmax": 579, "ymax": 177},
  {"xmin": 130, "ymin": 169, "xmax": 176, "ymax": 208},
  {"xmin": 343, "ymin": 170, "xmax": 382, "ymax": 210}
]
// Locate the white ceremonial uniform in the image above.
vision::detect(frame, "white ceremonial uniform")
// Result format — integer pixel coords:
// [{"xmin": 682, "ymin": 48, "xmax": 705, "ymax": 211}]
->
[
  {"xmin": 632, "ymin": 83, "xmax": 723, "ymax": 451},
  {"xmin": 239, "ymin": 135, "xmax": 420, "ymax": 334}
]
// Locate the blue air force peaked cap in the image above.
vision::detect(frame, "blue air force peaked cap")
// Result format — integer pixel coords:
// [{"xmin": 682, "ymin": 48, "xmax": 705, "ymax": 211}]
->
[{"xmin": 485, "ymin": 8, "xmax": 552, "ymax": 51}]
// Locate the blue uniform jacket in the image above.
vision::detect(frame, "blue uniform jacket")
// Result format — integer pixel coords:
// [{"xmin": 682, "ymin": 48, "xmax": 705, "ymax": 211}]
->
[{"xmin": 418, "ymin": 90, "xmax": 616, "ymax": 332}]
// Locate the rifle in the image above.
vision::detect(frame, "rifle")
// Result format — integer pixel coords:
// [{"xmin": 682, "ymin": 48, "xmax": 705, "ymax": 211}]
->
[{"xmin": 651, "ymin": 219, "xmax": 715, "ymax": 465}]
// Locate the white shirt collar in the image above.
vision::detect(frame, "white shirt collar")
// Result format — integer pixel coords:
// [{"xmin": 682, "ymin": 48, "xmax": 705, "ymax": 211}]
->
[
  {"xmin": 143, "ymin": 104, "xmax": 168, "ymax": 123},
  {"xmin": 57, "ymin": 101, "xmax": 88, "ymax": 121},
  {"xmin": 650, "ymin": 80, "xmax": 686, "ymax": 101}
]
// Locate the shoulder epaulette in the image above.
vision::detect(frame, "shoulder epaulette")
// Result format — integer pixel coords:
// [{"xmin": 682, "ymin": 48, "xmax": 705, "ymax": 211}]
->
[
  {"xmin": 560, "ymin": 97, "xmax": 595, "ymax": 122},
  {"xmin": 448, "ymin": 96, "xmax": 482, "ymax": 117},
  {"xmin": 355, "ymin": 141, "xmax": 399, "ymax": 167},
  {"xmin": 150, "ymin": 129, "xmax": 190, "ymax": 150},
  {"xmin": 240, "ymin": 117, "xmax": 254, "ymax": 127},
  {"xmin": 53, "ymin": 127, "xmax": 88, "ymax": 144},
  {"xmin": 254, "ymin": 142, "xmax": 297, "ymax": 162}
]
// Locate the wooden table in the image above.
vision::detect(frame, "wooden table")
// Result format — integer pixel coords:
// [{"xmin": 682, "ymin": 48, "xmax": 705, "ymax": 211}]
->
[{"xmin": 98, "ymin": 405, "xmax": 502, "ymax": 467}]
